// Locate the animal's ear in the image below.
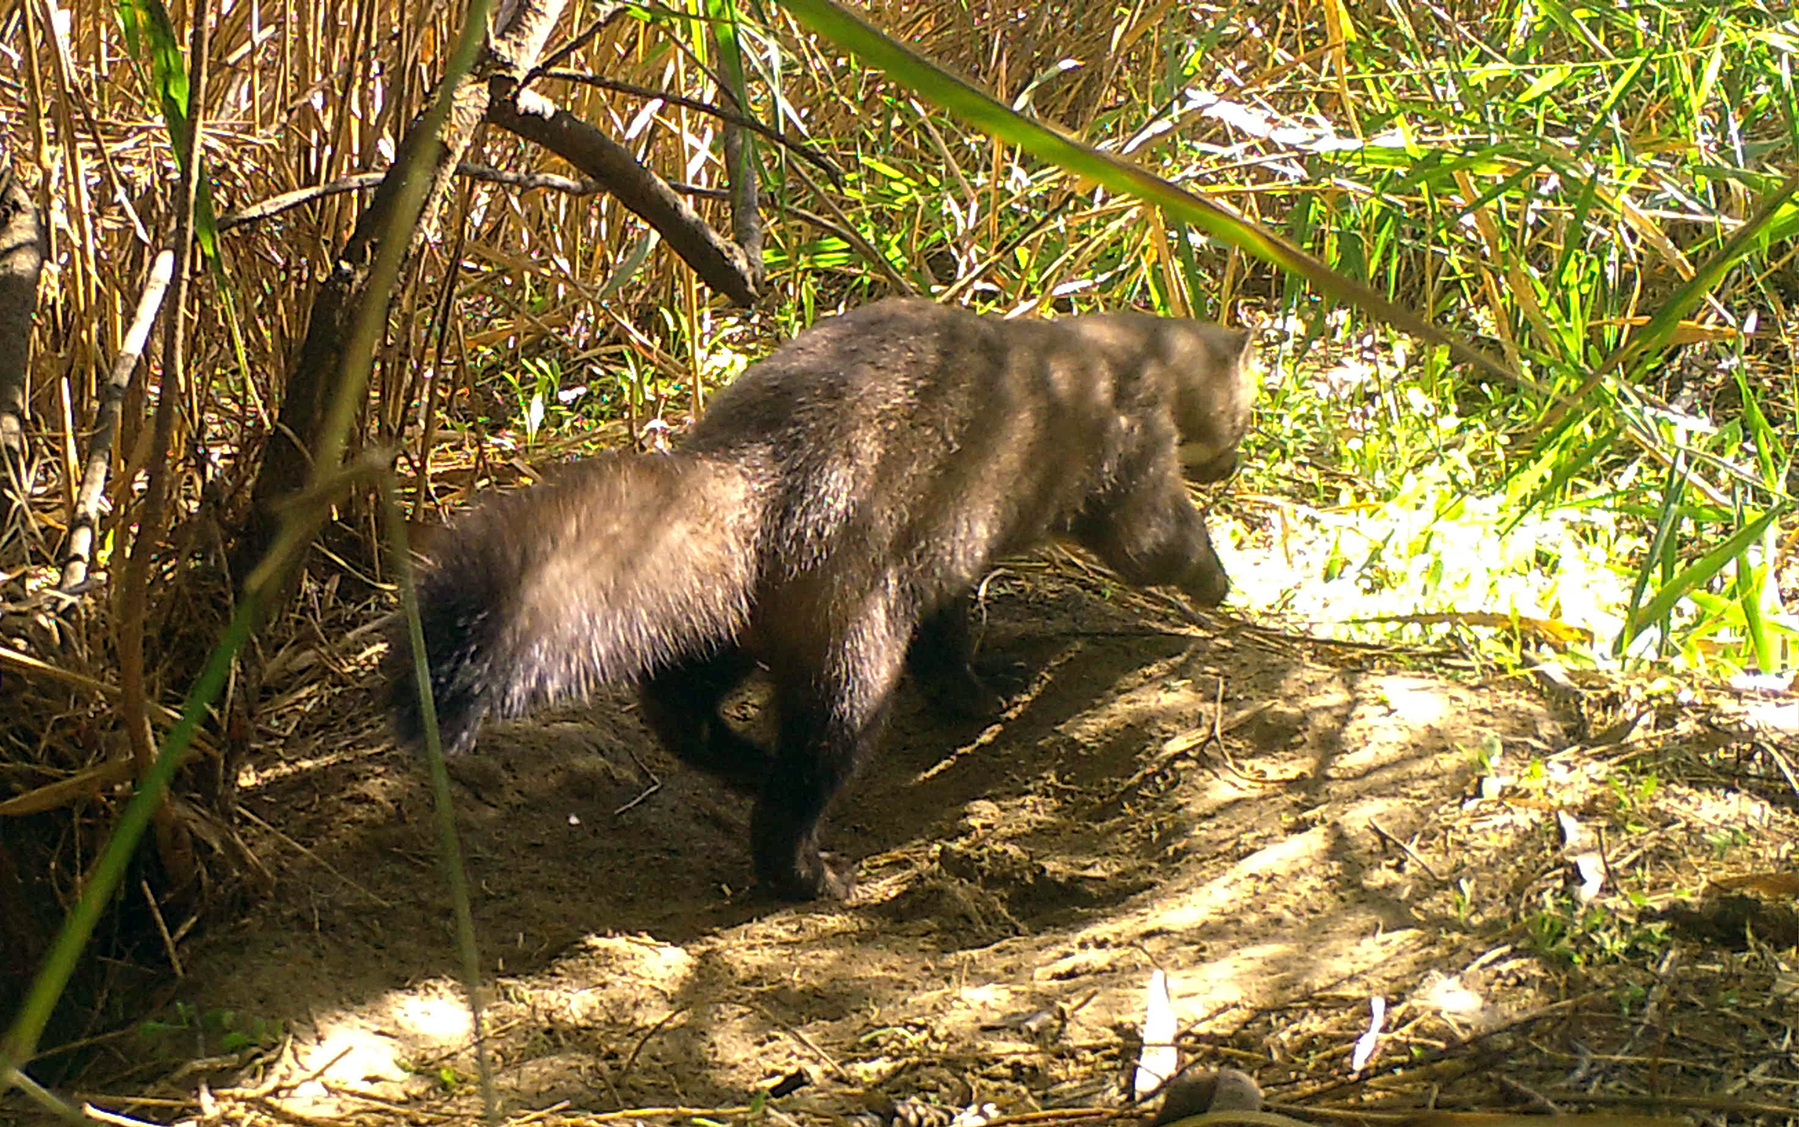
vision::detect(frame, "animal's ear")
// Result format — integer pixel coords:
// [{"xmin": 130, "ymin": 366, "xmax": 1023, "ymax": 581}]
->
[
  {"xmin": 1227, "ymin": 326, "xmax": 1255, "ymax": 364},
  {"xmin": 1225, "ymin": 326, "xmax": 1264, "ymax": 392},
  {"xmin": 403, "ymin": 516, "xmax": 447, "ymax": 558}
]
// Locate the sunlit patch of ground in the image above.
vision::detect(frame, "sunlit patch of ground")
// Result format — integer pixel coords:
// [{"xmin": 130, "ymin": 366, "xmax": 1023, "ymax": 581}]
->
[{"xmin": 55, "ymin": 559, "xmax": 1799, "ymax": 1127}]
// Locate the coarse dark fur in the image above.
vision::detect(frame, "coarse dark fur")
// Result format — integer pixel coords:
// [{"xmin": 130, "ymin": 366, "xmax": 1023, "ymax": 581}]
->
[{"xmin": 390, "ymin": 298, "xmax": 1259, "ymax": 900}]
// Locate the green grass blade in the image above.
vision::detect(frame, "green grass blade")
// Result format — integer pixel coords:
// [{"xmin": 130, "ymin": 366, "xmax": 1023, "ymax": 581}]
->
[
  {"xmin": 1505, "ymin": 418, "xmax": 1621, "ymax": 535},
  {"xmin": 115, "ymin": 0, "xmax": 256, "ymax": 411},
  {"xmin": 1733, "ymin": 361, "xmax": 1782, "ymax": 490},
  {"xmin": 1619, "ymin": 505, "xmax": 1787, "ymax": 655},
  {"xmin": 708, "ymin": 0, "xmax": 756, "ymax": 162},
  {"xmin": 115, "ymin": 0, "xmax": 220, "ymax": 261},
  {"xmin": 1736, "ymin": 550, "xmax": 1772, "ymax": 672},
  {"xmin": 1608, "ymin": 172, "xmax": 1799, "ymax": 384},
  {"xmin": 771, "ymin": 0, "xmax": 1530, "ymax": 391},
  {"xmin": 1616, "ymin": 454, "xmax": 1690, "ymax": 658},
  {"xmin": 382, "ymin": 479, "xmax": 496, "ymax": 1121}
]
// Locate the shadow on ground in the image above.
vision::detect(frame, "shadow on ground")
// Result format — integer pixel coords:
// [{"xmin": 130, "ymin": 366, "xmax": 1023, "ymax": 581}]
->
[{"xmin": 78, "ymin": 573, "xmax": 1576, "ymax": 1119}]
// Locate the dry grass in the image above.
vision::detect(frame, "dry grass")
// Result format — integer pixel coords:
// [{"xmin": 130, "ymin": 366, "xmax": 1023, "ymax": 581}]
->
[
  {"xmin": 0, "ymin": 0, "xmax": 1263, "ymax": 831},
  {"xmin": 1, "ymin": 0, "xmax": 1794, "ymax": 1114},
  {"xmin": 1, "ymin": 0, "xmax": 1267, "ymax": 1055}
]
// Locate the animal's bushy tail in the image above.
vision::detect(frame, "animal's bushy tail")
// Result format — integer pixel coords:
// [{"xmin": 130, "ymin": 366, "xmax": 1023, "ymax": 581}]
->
[{"xmin": 388, "ymin": 451, "xmax": 765, "ymax": 754}]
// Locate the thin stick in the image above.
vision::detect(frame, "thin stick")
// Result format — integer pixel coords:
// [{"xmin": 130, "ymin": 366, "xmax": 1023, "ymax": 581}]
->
[
  {"xmin": 538, "ymin": 69, "xmax": 842, "ymax": 183},
  {"xmin": 60, "ymin": 250, "xmax": 174, "ymax": 592},
  {"xmin": 236, "ymin": 806, "xmax": 395, "ymax": 907},
  {"xmin": 137, "ymin": 879, "xmax": 183, "ymax": 977}
]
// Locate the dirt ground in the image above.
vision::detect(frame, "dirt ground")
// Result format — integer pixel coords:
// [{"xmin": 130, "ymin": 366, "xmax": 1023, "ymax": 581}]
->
[{"xmin": 59, "ymin": 562, "xmax": 1799, "ymax": 1126}]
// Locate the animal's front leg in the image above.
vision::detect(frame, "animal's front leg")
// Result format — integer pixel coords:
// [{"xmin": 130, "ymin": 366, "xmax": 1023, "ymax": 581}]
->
[{"xmin": 1077, "ymin": 462, "xmax": 1231, "ymax": 607}]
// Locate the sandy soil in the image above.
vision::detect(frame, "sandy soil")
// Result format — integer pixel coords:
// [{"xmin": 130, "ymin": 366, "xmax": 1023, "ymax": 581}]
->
[{"xmin": 138, "ymin": 565, "xmax": 1602, "ymax": 1122}]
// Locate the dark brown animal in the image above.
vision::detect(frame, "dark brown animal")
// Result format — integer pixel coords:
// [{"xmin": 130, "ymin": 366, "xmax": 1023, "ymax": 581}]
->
[{"xmin": 391, "ymin": 298, "xmax": 1258, "ymax": 900}]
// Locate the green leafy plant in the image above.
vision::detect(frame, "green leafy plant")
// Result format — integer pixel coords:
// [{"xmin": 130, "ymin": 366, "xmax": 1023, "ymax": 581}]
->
[
  {"xmin": 397, "ymin": 1056, "xmax": 468, "ymax": 1093},
  {"xmin": 137, "ymin": 1003, "xmax": 283, "ymax": 1059},
  {"xmin": 1522, "ymin": 901, "xmax": 1671, "ymax": 969}
]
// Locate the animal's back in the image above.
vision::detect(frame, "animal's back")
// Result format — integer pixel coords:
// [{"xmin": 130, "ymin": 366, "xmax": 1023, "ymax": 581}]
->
[{"xmin": 683, "ymin": 300, "xmax": 1130, "ymax": 596}]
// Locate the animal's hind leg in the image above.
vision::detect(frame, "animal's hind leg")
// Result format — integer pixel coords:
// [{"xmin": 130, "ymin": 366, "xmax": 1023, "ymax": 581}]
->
[
  {"xmin": 638, "ymin": 647, "xmax": 769, "ymax": 796},
  {"xmin": 755, "ymin": 609, "xmax": 911, "ymax": 900}
]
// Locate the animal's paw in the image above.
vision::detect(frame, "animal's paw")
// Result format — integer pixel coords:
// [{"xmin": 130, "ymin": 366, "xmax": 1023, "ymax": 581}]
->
[
  {"xmin": 766, "ymin": 851, "xmax": 858, "ymax": 901},
  {"xmin": 927, "ymin": 658, "xmax": 1029, "ymax": 720},
  {"xmin": 814, "ymin": 852, "xmax": 859, "ymax": 900}
]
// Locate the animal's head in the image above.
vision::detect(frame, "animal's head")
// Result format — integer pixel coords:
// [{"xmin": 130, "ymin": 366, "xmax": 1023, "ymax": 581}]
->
[
  {"xmin": 1069, "ymin": 311, "xmax": 1262, "ymax": 481},
  {"xmin": 1162, "ymin": 321, "xmax": 1260, "ymax": 483}
]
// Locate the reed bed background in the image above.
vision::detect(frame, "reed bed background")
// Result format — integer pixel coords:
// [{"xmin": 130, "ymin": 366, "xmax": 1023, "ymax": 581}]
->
[{"xmin": 0, "ymin": 0, "xmax": 1793, "ymax": 1091}]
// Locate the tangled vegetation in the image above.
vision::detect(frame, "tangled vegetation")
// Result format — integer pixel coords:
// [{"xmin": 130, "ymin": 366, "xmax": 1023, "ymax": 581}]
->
[{"xmin": 0, "ymin": 0, "xmax": 1794, "ymax": 1118}]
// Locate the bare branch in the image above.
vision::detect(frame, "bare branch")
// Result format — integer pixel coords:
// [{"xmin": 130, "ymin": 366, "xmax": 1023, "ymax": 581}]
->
[
  {"xmin": 0, "ymin": 166, "xmax": 46, "ymax": 497},
  {"xmin": 217, "ymin": 165, "xmax": 602, "ymax": 231},
  {"xmin": 537, "ymin": 69, "xmax": 843, "ymax": 185},
  {"xmin": 485, "ymin": 88, "xmax": 761, "ymax": 306},
  {"xmin": 61, "ymin": 250, "xmax": 176, "ymax": 593}
]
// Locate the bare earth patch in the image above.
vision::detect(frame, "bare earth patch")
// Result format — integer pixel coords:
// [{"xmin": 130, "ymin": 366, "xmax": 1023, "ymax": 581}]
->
[{"xmin": 83, "ymin": 568, "xmax": 1799, "ymax": 1126}]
